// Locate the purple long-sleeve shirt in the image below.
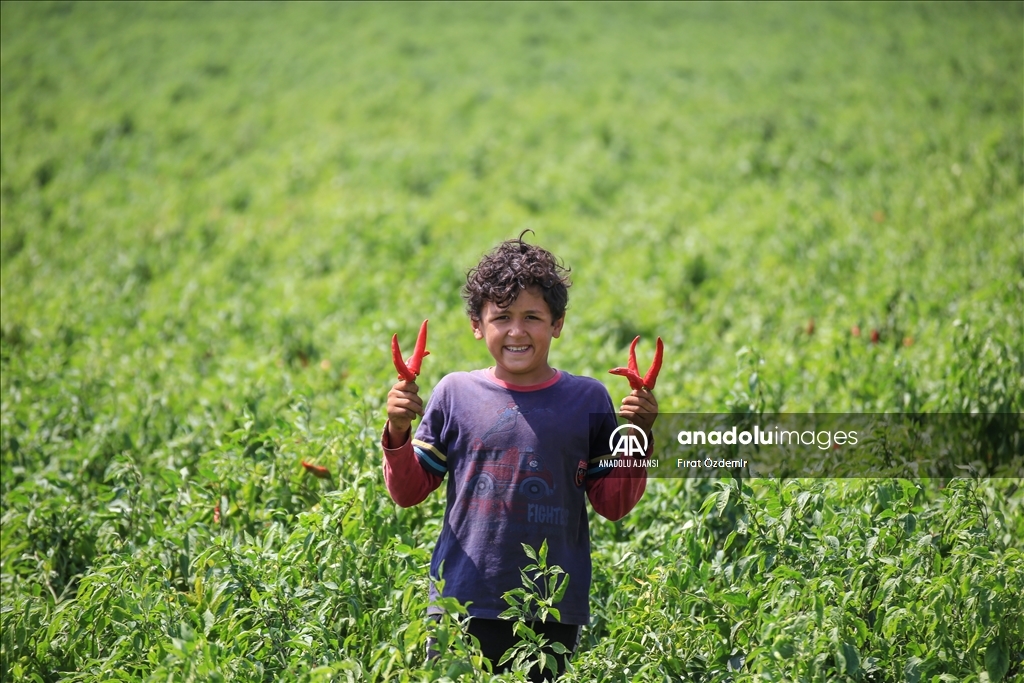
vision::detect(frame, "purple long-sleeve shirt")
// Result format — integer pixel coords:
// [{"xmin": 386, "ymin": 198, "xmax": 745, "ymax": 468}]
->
[{"xmin": 382, "ymin": 369, "xmax": 647, "ymax": 625}]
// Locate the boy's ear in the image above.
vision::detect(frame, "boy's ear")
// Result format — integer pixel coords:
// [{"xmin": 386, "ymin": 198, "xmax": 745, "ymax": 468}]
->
[
  {"xmin": 471, "ymin": 317, "xmax": 484, "ymax": 340},
  {"xmin": 552, "ymin": 316, "xmax": 564, "ymax": 339}
]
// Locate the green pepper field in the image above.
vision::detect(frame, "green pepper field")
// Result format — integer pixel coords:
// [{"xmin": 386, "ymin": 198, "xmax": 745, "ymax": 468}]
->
[{"xmin": 2, "ymin": 2, "xmax": 1022, "ymax": 681}]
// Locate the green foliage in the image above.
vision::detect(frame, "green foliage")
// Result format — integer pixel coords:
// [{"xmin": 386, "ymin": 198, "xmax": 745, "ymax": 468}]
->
[
  {"xmin": 498, "ymin": 541, "xmax": 573, "ymax": 678},
  {"xmin": 2, "ymin": 2, "xmax": 1022, "ymax": 682},
  {"xmin": 576, "ymin": 477, "xmax": 1023, "ymax": 682}
]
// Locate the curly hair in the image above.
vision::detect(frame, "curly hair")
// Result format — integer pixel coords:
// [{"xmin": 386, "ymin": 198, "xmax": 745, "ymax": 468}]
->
[{"xmin": 463, "ymin": 231, "xmax": 572, "ymax": 321}]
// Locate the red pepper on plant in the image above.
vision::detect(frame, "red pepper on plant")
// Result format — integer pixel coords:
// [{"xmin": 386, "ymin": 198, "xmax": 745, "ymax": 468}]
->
[
  {"xmin": 302, "ymin": 461, "xmax": 331, "ymax": 479},
  {"xmin": 609, "ymin": 335, "xmax": 664, "ymax": 391},
  {"xmin": 392, "ymin": 319, "xmax": 430, "ymax": 382}
]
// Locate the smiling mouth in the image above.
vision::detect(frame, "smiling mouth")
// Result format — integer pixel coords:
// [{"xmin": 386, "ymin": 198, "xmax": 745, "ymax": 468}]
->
[{"xmin": 504, "ymin": 345, "xmax": 531, "ymax": 353}]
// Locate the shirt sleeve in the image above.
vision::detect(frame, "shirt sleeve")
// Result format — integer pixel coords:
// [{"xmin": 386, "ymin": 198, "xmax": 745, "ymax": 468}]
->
[
  {"xmin": 582, "ymin": 385, "xmax": 648, "ymax": 521},
  {"xmin": 586, "ymin": 464, "xmax": 647, "ymax": 522},
  {"xmin": 381, "ymin": 421, "xmax": 443, "ymax": 507}
]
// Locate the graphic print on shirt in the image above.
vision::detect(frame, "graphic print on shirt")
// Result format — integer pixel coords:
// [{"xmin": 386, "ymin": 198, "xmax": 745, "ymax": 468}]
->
[
  {"xmin": 477, "ymin": 401, "xmax": 523, "ymax": 442},
  {"xmin": 574, "ymin": 459, "xmax": 588, "ymax": 488},
  {"xmin": 460, "ymin": 403, "xmax": 567, "ymax": 530}
]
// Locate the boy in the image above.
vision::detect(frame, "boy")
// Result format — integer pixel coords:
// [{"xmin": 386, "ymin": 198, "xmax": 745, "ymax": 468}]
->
[{"xmin": 382, "ymin": 234, "xmax": 658, "ymax": 678}]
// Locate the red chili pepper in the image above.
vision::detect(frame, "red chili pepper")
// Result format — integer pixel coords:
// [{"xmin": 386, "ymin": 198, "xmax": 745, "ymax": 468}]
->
[
  {"xmin": 609, "ymin": 335, "xmax": 663, "ymax": 391},
  {"xmin": 213, "ymin": 504, "xmax": 221, "ymax": 524},
  {"xmin": 870, "ymin": 329, "xmax": 880, "ymax": 344},
  {"xmin": 302, "ymin": 461, "xmax": 331, "ymax": 479},
  {"xmin": 627, "ymin": 335, "xmax": 640, "ymax": 378},
  {"xmin": 392, "ymin": 319, "xmax": 430, "ymax": 382},
  {"xmin": 644, "ymin": 337, "xmax": 664, "ymax": 389}
]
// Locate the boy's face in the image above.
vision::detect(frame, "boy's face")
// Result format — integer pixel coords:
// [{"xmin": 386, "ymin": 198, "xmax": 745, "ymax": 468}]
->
[{"xmin": 471, "ymin": 286, "xmax": 564, "ymax": 386}]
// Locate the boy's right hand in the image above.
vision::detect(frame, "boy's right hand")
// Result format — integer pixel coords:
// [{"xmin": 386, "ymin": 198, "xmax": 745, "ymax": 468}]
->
[{"xmin": 386, "ymin": 380, "xmax": 423, "ymax": 446}]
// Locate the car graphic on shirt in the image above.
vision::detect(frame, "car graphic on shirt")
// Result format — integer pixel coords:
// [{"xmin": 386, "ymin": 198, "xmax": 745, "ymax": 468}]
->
[{"xmin": 464, "ymin": 445, "xmax": 555, "ymax": 500}]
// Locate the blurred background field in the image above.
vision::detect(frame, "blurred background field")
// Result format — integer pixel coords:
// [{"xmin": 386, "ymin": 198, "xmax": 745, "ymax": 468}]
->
[{"xmin": 1, "ymin": 2, "xmax": 1022, "ymax": 681}]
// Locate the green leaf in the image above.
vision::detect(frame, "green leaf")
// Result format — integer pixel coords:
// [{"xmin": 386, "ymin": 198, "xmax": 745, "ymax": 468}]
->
[
  {"xmin": 716, "ymin": 488, "xmax": 731, "ymax": 516},
  {"xmin": 899, "ymin": 479, "xmax": 919, "ymax": 503},
  {"xmin": 720, "ymin": 592, "xmax": 748, "ymax": 607},
  {"xmin": 700, "ymin": 491, "xmax": 720, "ymax": 516},
  {"xmin": 985, "ymin": 640, "xmax": 1009, "ymax": 682},
  {"xmin": 541, "ymin": 652, "xmax": 556, "ymax": 675},
  {"xmin": 552, "ymin": 575, "xmax": 569, "ymax": 603},
  {"xmin": 904, "ymin": 656, "xmax": 923, "ymax": 683},
  {"xmin": 772, "ymin": 636, "xmax": 794, "ymax": 659},
  {"xmin": 513, "ymin": 622, "xmax": 537, "ymax": 640},
  {"xmin": 839, "ymin": 642, "xmax": 860, "ymax": 675},
  {"xmin": 495, "ymin": 647, "xmax": 516, "ymax": 667}
]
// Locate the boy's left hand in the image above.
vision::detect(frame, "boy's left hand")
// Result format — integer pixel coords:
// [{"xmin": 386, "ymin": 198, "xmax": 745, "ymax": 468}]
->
[{"xmin": 618, "ymin": 388, "xmax": 658, "ymax": 436}]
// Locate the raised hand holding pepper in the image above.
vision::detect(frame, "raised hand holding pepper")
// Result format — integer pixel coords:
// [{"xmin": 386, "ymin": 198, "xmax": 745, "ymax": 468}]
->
[{"xmin": 387, "ymin": 320, "xmax": 429, "ymax": 446}]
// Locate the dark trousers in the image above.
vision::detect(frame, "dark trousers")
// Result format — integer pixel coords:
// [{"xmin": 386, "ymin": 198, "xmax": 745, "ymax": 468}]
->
[{"xmin": 429, "ymin": 616, "xmax": 581, "ymax": 682}]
